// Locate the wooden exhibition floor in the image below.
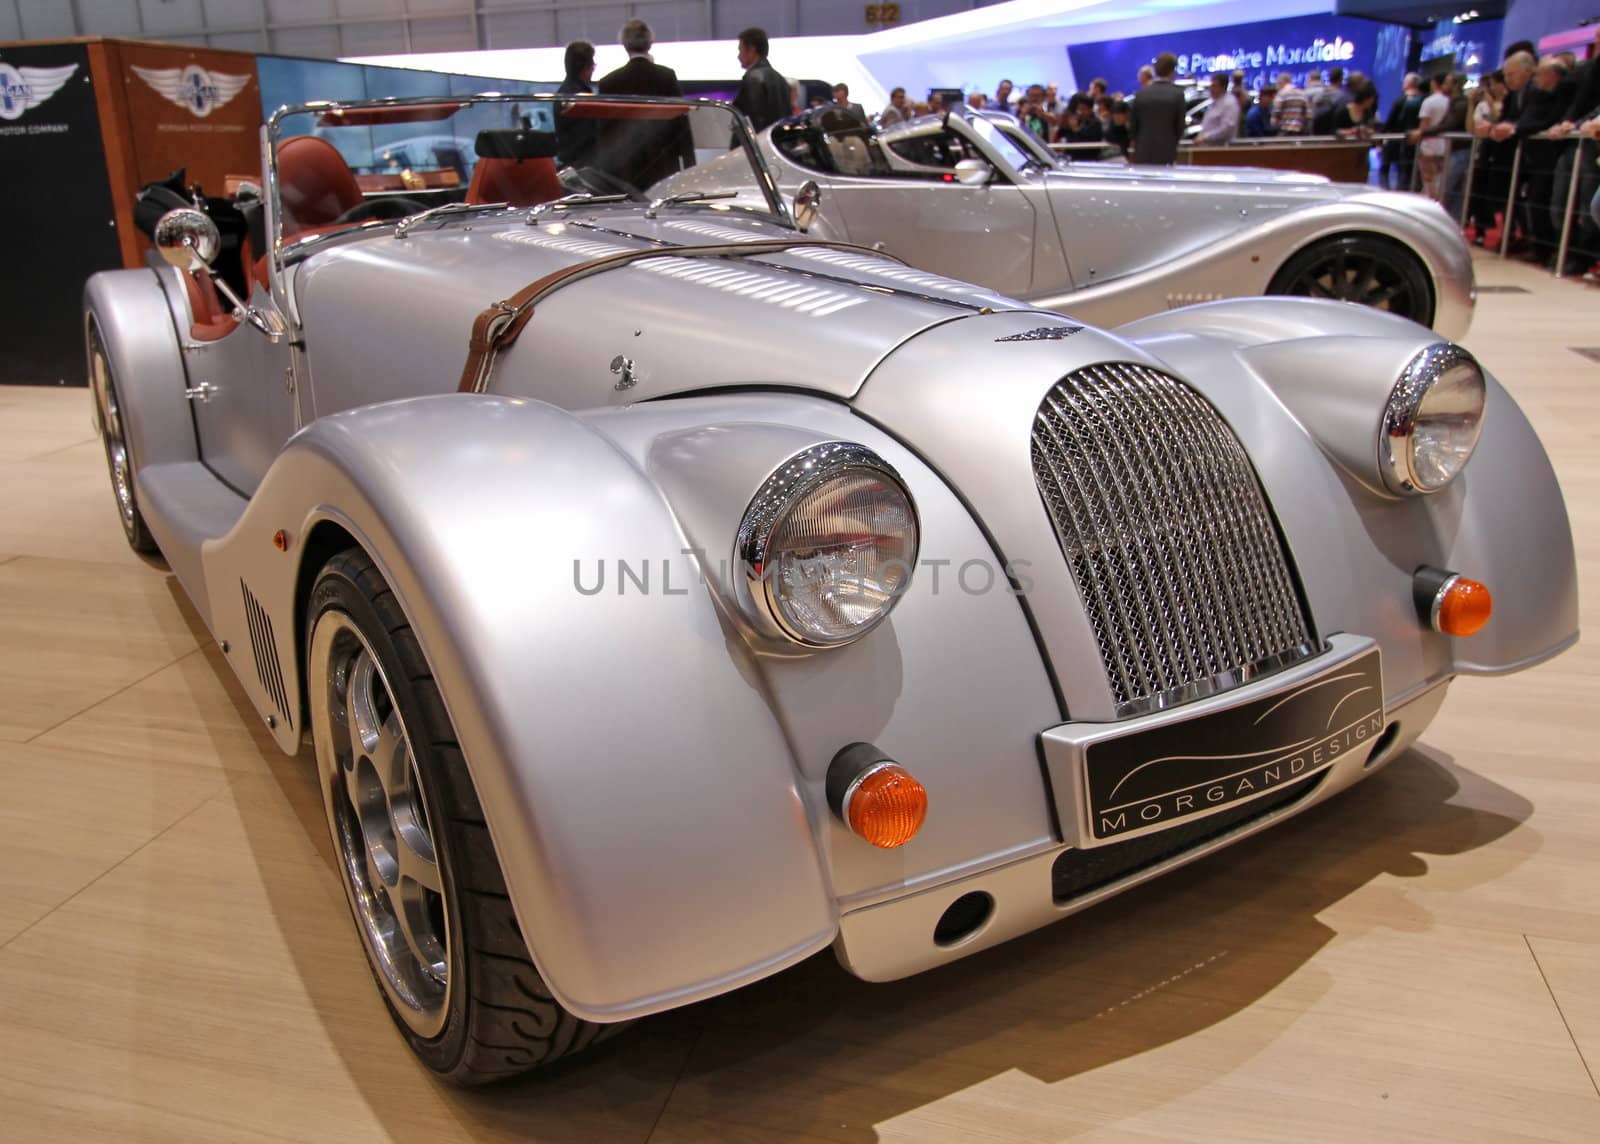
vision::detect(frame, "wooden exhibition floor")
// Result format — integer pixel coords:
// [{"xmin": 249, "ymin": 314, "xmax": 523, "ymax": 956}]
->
[{"xmin": 0, "ymin": 255, "xmax": 1595, "ymax": 1142}]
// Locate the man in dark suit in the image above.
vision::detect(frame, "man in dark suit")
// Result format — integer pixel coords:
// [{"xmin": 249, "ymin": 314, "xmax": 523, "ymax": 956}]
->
[
  {"xmin": 555, "ymin": 40, "xmax": 597, "ymax": 170},
  {"xmin": 1128, "ymin": 52, "xmax": 1185, "ymax": 165},
  {"xmin": 733, "ymin": 27, "xmax": 791, "ymax": 134},
  {"xmin": 595, "ymin": 19, "xmax": 694, "ymax": 191},
  {"xmin": 831, "ymin": 83, "xmax": 867, "ymax": 128}
]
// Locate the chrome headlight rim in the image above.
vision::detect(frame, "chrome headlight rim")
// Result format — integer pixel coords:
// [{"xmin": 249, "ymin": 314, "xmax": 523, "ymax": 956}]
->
[
  {"xmin": 1379, "ymin": 342, "xmax": 1486, "ymax": 496},
  {"xmin": 736, "ymin": 441, "xmax": 920, "ymax": 648}
]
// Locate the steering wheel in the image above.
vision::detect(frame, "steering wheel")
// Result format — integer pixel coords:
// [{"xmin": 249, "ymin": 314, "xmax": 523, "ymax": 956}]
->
[
  {"xmin": 573, "ymin": 166, "xmax": 643, "ymax": 199},
  {"xmin": 332, "ymin": 196, "xmax": 428, "ymax": 225}
]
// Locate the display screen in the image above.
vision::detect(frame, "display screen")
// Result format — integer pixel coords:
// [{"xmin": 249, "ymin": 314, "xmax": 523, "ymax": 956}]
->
[{"xmin": 1417, "ymin": 17, "xmax": 1504, "ymax": 82}]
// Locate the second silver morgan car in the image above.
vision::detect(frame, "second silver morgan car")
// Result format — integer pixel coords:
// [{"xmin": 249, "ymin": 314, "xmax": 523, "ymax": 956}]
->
[
  {"xmin": 659, "ymin": 104, "xmax": 1475, "ymax": 338},
  {"xmin": 85, "ymin": 93, "xmax": 1572, "ymax": 1084}
]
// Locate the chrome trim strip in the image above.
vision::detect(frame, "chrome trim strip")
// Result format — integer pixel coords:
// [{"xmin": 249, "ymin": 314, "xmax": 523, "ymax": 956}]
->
[{"xmin": 1428, "ymin": 572, "xmax": 1461, "ymax": 633}]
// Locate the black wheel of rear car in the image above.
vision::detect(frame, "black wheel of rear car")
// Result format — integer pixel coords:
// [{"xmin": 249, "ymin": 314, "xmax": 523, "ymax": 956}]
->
[
  {"xmin": 89, "ymin": 323, "xmax": 158, "ymax": 554},
  {"xmin": 1268, "ymin": 234, "xmax": 1435, "ymax": 327},
  {"xmin": 307, "ymin": 548, "xmax": 621, "ymax": 1084}
]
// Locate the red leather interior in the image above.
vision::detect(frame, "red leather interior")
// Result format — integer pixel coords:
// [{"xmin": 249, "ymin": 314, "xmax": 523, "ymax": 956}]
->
[
  {"xmin": 278, "ymin": 135, "xmax": 363, "ymax": 236},
  {"xmin": 181, "ymin": 269, "xmax": 238, "ymax": 342},
  {"xmin": 240, "ymin": 234, "xmax": 269, "ymax": 296},
  {"xmin": 465, "ymin": 156, "xmax": 564, "ymax": 208}
]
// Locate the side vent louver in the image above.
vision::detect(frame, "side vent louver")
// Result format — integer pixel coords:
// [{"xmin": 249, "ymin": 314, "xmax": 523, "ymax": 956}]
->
[{"xmin": 241, "ymin": 580, "xmax": 291, "ymax": 730}]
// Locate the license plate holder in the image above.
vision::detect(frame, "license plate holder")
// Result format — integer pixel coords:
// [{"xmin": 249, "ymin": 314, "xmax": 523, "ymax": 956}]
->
[{"xmin": 1041, "ymin": 635, "xmax": 1385, "ymax": 848}]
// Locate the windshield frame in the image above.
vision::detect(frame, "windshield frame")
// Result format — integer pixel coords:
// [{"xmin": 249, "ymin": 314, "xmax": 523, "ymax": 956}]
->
[
  {"xmin": 263, "ymin": 92, "xmax": 790, "ymax": 318},
  {"xmin": 982, "ymin": 114, "xmax": 1061, "ymax": 171}
]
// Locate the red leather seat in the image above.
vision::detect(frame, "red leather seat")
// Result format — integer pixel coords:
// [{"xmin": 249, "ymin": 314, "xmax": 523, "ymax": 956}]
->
[
  {"xmin": 278, "ymin": 135, "xmax": 363, "ymax": 236},
  {"xmin": 180, "ymin": 268, "xmax": 237, "ymax": 342},
  {"xmin": 465, "ymin": 155, "xmax": 564, "ymax": 208}
]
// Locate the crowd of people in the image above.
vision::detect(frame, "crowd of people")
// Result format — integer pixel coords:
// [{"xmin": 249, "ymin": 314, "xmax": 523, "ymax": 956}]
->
[{"xmin": 554, "ymin": 20, "xmax": 1600, "ymax": 280}]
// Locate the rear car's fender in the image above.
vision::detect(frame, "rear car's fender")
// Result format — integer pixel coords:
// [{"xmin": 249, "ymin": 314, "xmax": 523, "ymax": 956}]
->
[
  {"xmin": 1118, "ymin": 298, "xmax": 1578, "ymax": 685},
  {"xmin": 1036, "ymin": 196, "xmax": 1474, "ymax": 340},
  {"xmin": 201, "ymin": 394, "xmax": 836, "ymax": 1022}
]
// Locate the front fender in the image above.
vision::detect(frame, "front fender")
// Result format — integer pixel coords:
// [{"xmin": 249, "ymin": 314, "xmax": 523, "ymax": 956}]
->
[
  {"xmin": 203, "ymin": 394, "xmax": 835, "ymax": 1021},
  {"xmin": 1118, "ymin": 299, "xmax": 1578, "ymax": 689},
  {"xmin": 83, "ymin": 268, "xmax": 195, "ymax": 474}
]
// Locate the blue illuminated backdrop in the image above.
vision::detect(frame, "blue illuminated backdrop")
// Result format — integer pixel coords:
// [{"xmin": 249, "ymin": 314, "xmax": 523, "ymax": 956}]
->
[{"xmin": 1066, "ymin": 13, "xmax": 1410, "ymax": 104}]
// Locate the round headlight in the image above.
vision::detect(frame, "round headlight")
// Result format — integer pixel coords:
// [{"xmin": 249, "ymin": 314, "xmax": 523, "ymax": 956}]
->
[
  {"xmin": 737, "ymin": 443, "xmax": 918, "ymax": 647},
  {"xmin": 1380, "ymin": 343, "xmax": 1486, "ymax": 495}
]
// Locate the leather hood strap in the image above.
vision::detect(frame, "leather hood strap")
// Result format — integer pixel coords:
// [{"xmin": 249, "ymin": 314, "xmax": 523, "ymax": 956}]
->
[{"xmin": 457, "ymin": 238, "xmax": 891, "ymax": 393}]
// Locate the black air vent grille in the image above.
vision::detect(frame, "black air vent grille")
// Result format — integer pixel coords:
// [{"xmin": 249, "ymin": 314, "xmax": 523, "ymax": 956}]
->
[{"xmin": 241, "ymin": 579, "xmax": 291, "ymax": 729}]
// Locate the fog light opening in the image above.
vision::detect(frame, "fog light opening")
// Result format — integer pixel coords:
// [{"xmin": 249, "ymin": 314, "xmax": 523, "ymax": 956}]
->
[
  {"xmin": 933, "ymin": 891, "xmax": 994, "ymax": 948},
  {"xmin": 1363, "ymin": 721, "xmax": 1401, "ymax": 769}
]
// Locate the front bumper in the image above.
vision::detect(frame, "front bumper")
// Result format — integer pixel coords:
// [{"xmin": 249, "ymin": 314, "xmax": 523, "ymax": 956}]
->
[{"xmin": 833, "ymin": 663, "xmax": 1451, "ymax": 983}]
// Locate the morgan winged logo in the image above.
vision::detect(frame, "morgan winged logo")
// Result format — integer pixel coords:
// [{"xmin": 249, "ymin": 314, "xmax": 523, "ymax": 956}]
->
[
  {"xmin": 131, "ymin": 64, "xmax": 251, "ymax": 118},
  {"xmin": 0, "ymin": 62, "xmax": 79, "ymax": 121}
]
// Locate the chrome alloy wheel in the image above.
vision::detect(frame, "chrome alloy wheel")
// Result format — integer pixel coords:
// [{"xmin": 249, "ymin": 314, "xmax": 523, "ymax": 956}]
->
[
  {"xmin": 309, "ymin": 610, "xmax": 451, "ymax": 1037},
  {"xmin": 1273, "ymin": 235, "xmax": 1434, "ymax": 326},
  {"xmin": 91, "ymin": 341, "xmax": 136, "ymax": 535}
]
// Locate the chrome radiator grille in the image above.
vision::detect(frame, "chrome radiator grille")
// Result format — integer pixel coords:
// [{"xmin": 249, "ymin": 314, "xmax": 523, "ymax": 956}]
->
[{"xmin": 1031, "ymin": 362, "xmax": 1313, "ymax": 714}]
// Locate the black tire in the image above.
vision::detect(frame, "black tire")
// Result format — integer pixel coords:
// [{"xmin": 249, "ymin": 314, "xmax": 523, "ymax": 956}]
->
[
  {"xmin": 1267, "ymin": 233, "xmax": 1436, "ymax": 328},
  {"xmin": 306, "ymin": 548, "xmax": 621, "ymax": 1084},
  {"xmin": 89, "ymin": 322, "xmax": 159, "ymax": 554}
]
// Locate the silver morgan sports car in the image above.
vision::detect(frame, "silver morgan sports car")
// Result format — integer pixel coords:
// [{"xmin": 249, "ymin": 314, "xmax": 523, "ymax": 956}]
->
[
  {"xmin": 85, "ymin": 93, "xmax": 1574, "ymax": 1084},
  {"xmin": 656, "ymin": 105, "xmax": 1475, "ymax": 338}
]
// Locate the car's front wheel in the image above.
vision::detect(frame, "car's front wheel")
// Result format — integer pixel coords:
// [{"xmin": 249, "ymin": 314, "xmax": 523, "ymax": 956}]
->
[
  {"xmin": 89, "ymin": 323, "xmax": 158, "ymax": 554},
  {"xmin": 1268, "ymin": 234, "xmax": 1435, "ymax": 328},
  {"xmin": 306, "ymin": 548, "xmax": 617, "ymax": 1083}
]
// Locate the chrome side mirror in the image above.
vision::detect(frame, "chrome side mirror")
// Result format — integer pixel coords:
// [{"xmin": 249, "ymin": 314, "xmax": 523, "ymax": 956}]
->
[
  {"xmin": 793, "ymin": 180, "xmax": 822, "ymax": 230},
  {"xmin": 954, "ymin": 158, "xmax": 992, "ymax": 187},
  {"xmin": 154, "ymin": 207, "xmax": 287, "ymax": 343},
  {"xmin": 154, "ymin": 207, "xmax": 220, "ymax": 272}
]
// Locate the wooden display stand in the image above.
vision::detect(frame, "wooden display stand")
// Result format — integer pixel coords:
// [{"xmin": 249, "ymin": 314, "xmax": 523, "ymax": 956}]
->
[
  {"xmin": 1181, "ymin": 140, "xmax": 1373, "ymax": 184},
  {"xmin": 82, "ymin": 38, "xmax": 264, "ymax": 267}
]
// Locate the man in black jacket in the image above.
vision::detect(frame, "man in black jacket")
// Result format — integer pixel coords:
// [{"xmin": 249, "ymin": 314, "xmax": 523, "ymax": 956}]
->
[
  {"xmin": 1128, "ymin": 52, "xmax": 1185, "ymax": 165},
  {"xmin": 733, "ymin": 27, "xmax": 791, "ymax": 134},
  {"xmin": 595, "ymin": 19, "xmax": 694, "ymax": 191},
  {"xmin": 1549, "ymin": 28, "xmax": 1600, "ymax": 275},
  {"xmin": 1380, "ymin": 73, "xmax": 1422, "ymax": 189},
  {"xmin": 1492, "ymin": 54, "xmax": 1570, "ymax": 263},
  {"xmin": 555, "ymin": 40, "xmax": 597, "ymax": 170}
]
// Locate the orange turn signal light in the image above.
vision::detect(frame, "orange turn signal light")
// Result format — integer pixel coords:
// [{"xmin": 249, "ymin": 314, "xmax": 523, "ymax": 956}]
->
[
  {"xmin": 845, "ymin": 764, "xmax": 928, "ymax": 849},
  {"xmin": 827, "ymin": 743, "xmax": 929, "ymax": 849},
  {"xmin": 1436, "ymin": 576, "xmax": 1492, "ymax": 636},
  {"xmin": 1415, "ymin": 566, "xmax": 1492, "ymax": 637}
]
